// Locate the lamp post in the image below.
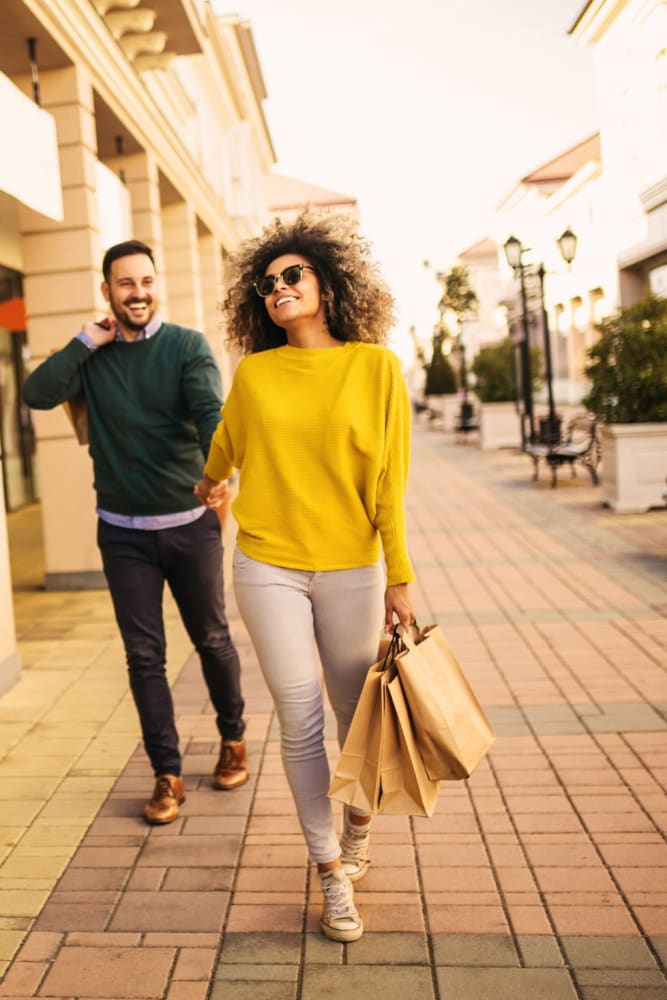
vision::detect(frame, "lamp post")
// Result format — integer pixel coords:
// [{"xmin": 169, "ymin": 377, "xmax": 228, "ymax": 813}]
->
[{"xmin": 503, "ymin": 229, "xmax": 578, "ymax": 447}]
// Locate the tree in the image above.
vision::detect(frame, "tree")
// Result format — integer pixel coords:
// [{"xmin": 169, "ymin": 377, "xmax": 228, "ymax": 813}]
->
[
  {"xmin": 438, "ymin": 265, "xmax": 478, "ymax": 401},
  {"xmin": 438, "ymin": 265, "xmax": 478, "ymax": 331}
]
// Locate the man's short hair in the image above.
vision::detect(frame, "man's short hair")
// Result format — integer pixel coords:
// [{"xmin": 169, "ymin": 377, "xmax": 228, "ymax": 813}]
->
[{"xmin": 102, "ymin": 240, "xmax": 155, "ymax": 282}]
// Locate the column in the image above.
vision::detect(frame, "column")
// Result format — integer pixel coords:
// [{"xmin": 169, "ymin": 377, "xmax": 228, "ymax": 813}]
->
[
  {"xmin": 0, "ymin": 486, "xmax": 21, "ymax": 696},
  {"xmin": 105, "ymin": 149, "xmax": 167, "ymax": 294},
  {"xmin": 161, "ymin": 201, "xmax": 204, "ymax": 331},
  {"xmin": 197, "ymin": 230, "xmax": 228, "ymax": 374},
  {"xmin": 19, "ymin": 64, "xmax": 106, "ymax": 589}
]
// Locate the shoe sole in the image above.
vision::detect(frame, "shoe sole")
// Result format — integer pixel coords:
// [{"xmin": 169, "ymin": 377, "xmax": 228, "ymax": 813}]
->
[
  {"xmin": 342, "ymin": 859, "xmax": 370, "ymax": 883},
  {"xmin": 212, "ymin": 772, "xmax": 250, "ymax": 791},
  {"xmin": 144, "ymin": 794, "xmax": 186, "ymax": 825},
  {"xmin": 320, "ymin": 917, "xmax": 364, "ymax": 942}
]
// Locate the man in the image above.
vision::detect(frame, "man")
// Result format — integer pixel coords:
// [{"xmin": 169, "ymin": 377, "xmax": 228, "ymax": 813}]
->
[{"xmin": 23, "ymin": 239, "xmax": 247, "ymax": 825}]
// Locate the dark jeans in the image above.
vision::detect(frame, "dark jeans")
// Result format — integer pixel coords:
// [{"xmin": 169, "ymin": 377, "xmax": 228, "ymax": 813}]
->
[{"xmin": 98, "ymin": 510, "xmax": 245, "ymax": 776}]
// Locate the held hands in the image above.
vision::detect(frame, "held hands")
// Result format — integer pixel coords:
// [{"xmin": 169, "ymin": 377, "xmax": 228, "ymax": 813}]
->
[
  {"xmin": 81, "ymin": 318, "xmax": 118, "ymax": 347},
  {"xmin": 194, "ymin": 474, "xmax": 230, "ymax": 510},
  {"xmin": 384, "ymin": 583, "xmax": 416, "ymax": 633}
]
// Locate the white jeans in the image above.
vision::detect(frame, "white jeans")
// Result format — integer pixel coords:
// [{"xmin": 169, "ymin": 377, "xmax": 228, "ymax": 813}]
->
[{"xmin": 233, "ymin": 548, "xmax": 385, "ymax": 862}]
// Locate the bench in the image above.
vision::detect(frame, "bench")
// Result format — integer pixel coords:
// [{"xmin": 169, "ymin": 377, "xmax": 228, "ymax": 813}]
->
[
  {"xmin": 526, "ymin": 414, "xmax": 600, "ymax": 488},
  {"xmin": 413, "ymin": 398, "xmax": 444, "ymax": 430}
]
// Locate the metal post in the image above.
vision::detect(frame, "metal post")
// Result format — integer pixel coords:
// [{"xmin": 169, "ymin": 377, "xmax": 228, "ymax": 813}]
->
[
  {"xmin": 538, "ymin": 264, "xmax": 559, "ymax": 444},
  {"xmin": 517, "ymin": 263, "xmax": 535, "ymax": 447},
  {"xmin": 460, "ymin": 339, "xmax": 468, "ymax": 403}
]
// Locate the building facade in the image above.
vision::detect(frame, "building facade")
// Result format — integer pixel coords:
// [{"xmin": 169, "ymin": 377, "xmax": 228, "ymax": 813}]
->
[
  {"xmin": 0, "ymin": 0, "xmax": 276, "ymax": 696},
  {"xmin": 570, "ymin": 0, "xmax": 667, "ymax": 304}
]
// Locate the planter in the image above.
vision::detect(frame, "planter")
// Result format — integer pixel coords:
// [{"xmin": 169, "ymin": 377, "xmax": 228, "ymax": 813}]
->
[
  {"xmin": 423, "ymin": 393, "xmax": 459, "ymax": 430},
  {"xmin": 479, "ymin": 401, "xmax": 521, "ymax": 451},
  {"xmin": 600, "ymin": 423, "xmax": 667, "ymax": 513}
]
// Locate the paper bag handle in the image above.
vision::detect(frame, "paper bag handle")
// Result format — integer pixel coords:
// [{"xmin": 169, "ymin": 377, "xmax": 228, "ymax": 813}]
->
[{"xmin": 394, "ymin": 623, "xmax": 421, "ymax": 650}]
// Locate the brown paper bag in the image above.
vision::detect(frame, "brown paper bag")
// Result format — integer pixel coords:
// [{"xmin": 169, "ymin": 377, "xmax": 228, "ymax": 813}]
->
[
  {"xmin": 378, "ymin": 666, "xmax": 440, "ymax": 817},
  {"xmin": 327, "ymin": 658, "xmax": 384, "ymax": 813},
  {"xmin": 395, "ymin": 624, "xmax": 495, "ymax": 781},
  {"xmin": 328, "ymin": 646, "xmax": 441, "ymax": 818},
  {"xmin": 49, "ymin": 349, "xmax": 89, "ymax": 445},
  {"xmin": 62, "ymin": 394, "xmax": 89, "ymax": 445}
]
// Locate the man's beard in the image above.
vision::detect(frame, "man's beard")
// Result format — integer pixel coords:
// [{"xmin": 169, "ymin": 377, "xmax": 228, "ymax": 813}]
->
[{"xmin": 111, "ymin": 297, "xmax": 154, "ymax": 331}]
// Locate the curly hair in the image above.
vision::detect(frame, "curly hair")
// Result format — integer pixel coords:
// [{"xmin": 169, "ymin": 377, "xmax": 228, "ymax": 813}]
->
[{"xmin": 221, "ymin": 211, "xmax": 396, "ymax": 354}]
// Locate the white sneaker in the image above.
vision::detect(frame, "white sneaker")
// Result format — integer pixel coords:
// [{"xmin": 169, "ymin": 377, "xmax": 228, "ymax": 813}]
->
[
  {"xmin": 340, "ymin": 819, "xmax": 371, "ymax": 882},
  {"xmin": 319, "ymin": 867, "xmax": 363, "ymax": 942}
]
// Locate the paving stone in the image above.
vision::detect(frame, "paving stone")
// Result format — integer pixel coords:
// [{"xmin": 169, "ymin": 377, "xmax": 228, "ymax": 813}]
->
[
  {"xmin": 431, "ymin": 933, "xmax": 518, "ymax": 967},
  {"xmin": 516, "ymin": 935, "xmax": 565, "ymax": 967},
  {"xmin": 303, "ymin": 932, "xmax": 342, "ymax": 964},
  {"xmin": 218, "ymin": 931, "xmax": 301, "ymax": 965},
  {"xmin": 137, "ymin": 835, "xmax": 241, "ymax": 868},
  {"xmin": 575, "ymin": 968, "xmax": 667, "ymax": 987},
  {"xmin": 577, "ymin": 988, "xmax": 667, "ymax": 999},
  {"xmin": 110, "ymin": 891, "xmax": 229, "ymax": 932},
  {"xmin": 436, "ymin": 965, "xmax": 578, "ymax": 999},
  {"xmin": 561, "ymin": 935, "xmax": 658, "ymax": 969},
  {"xmin": 650, "ymin": 937, "xmax": 667, "ymax": 964},
  {"xmin": 34, "ymin": 893, "xmax": 118, "ymax": 931},
  {"xmin": 215, "ymin": 963, "xmax": 298, "ymax": 981},
  {"xmin": 39, "ymin": 945, "xmax": 175, "ymax": 998},
  {"xmin": 209, "ymin": 982, "xmax": 296, "ymax": 1000},
  {"xmin": 301, "ymin": 964, "xmax": 434, "ymax": 999},
  {"xmin": 346, "ymin": 932, "xmax": 430, "ymax": 965}
]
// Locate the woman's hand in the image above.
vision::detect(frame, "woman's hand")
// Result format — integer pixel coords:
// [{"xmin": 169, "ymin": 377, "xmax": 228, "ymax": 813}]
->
[
  {"xmin": 194, "ymin": 474, "xmax": 230, "ymax": 509},
  {"xmin": 384, "ymin": 583, "xmax": 416, "ymax": 633}
]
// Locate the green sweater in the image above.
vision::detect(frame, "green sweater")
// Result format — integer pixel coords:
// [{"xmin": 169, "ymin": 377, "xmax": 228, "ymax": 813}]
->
[{"xmin": 23, "ymin": 324, "xmax": 222, "ymax": 516}]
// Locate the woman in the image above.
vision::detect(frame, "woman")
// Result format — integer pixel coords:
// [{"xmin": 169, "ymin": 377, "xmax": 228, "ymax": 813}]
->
[{"xmin": 195, "ymin": 212, "xmax": 416, "ymax": 942}]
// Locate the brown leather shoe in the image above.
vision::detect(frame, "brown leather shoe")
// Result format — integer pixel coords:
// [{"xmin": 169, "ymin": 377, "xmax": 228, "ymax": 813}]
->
[
  {"xmin": 143, "ymin": 774, "xmax": 185, "ymax": 825},
  {"xmin": 213, "ymin": 739, "xmax": 249, "ymax": 790}
]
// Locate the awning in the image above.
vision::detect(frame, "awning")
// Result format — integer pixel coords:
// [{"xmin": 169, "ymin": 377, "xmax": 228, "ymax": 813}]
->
[{"xmin": 0, "ymin": 71, "xmax": 63, "ymax": 221}]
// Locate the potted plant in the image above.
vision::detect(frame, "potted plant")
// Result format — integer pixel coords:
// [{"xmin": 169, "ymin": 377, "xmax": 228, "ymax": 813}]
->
[
  {"xmin": 583, "ymin": 294, "xmax": 667, "ymax": 512},
  {"xmin": 472, "ymin": 337, "xmax": 542, "ymax": 450}
]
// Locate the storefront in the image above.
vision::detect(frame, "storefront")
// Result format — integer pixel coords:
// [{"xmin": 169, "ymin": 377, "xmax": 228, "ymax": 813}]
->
[{"xmin": 0, "ymin": 272, "xmax": 37, "ymax": 512}]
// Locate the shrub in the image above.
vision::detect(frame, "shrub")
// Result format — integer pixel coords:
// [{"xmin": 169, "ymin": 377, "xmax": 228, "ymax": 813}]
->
[
  {"xmin": 583, "ymin": 295, "xmax": 667, "ymax": 424},
  {"xmin": 424, "ymin": 333, "xmax": 457, "ymax": 396},
  {"xmin": 472, "ymin": 337, "xmax": 543, "ymax": 403}
]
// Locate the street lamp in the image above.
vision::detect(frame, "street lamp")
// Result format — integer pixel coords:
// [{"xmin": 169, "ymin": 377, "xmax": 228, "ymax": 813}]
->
[{"xmin": 503, "ymin": 229, "xmax": 578, "ymax": 447}]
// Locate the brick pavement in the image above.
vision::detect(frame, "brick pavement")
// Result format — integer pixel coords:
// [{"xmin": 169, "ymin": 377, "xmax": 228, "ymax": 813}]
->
[{"xmin": 1, "ymin": 421, "xmax": 666, "ymax": 999}]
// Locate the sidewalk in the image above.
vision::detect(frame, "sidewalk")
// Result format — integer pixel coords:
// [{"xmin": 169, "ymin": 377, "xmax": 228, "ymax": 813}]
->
[{"xmin": 1, "ymin": 422, "xmax": 666, "ymax": 1000}]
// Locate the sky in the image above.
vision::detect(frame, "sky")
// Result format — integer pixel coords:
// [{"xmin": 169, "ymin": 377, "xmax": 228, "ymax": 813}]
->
[{"xmin": 220, "ymin": 0, "xmax": 599, "ymax": 347}]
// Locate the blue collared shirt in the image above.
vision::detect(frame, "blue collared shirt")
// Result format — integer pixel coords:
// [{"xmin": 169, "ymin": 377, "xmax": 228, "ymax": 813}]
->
[{"xmin": 77, "ymin": 315, "xmax": 207, "ymax": 531}]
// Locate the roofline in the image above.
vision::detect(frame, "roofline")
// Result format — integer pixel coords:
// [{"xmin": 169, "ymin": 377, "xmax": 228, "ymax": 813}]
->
[
  {"xmin": 568, "ymin": 0, "xmax": 594, "ymax": 34},
  {"xmin": 519, "ymin": 131, "xmax": 600, "ymax": 185}
]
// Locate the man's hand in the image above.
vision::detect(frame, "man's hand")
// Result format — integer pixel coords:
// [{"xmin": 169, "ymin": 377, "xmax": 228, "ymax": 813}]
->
[
  {"xmin": 81, "ymin": 318, "xmax": 118, "ymax": 347},
  {"xmin": 194, "ymin": 474, "xmax": 230, "ymax": 509},
  {"xmin": 384, "ymin": 583, "xmax": 416, "ymax": 632}
]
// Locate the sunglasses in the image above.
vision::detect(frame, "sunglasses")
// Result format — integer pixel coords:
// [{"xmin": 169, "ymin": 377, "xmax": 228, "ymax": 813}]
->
[{"xmin": 253, "ymin": 263, "xmax": 316, "ymax": 298}]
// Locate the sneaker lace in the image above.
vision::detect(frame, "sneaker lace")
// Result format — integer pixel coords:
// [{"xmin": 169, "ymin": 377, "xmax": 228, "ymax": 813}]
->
[
  {"xmin": 340, "ymin": 824, "xmax": 369, "ymax": 862},
  {"xmin": 321, "ymin": 873, "xmax": 356, "ymax": 920}
]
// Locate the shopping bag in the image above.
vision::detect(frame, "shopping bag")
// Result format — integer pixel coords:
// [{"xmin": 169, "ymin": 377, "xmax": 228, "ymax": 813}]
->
[
  {"xmin": 395, "ymin": 624, "xmax": 495, "ymax": 781},
  {"xmin": 328, "ymin": 639, "xmax": 441, "ymax": 817},
  {"xmin": 49, "ymin": 350, "xmax": 89, "ymax": 445},
  {"xmin": 378, "ymin": 665, "xmax": 440, "ymax": 817},
  {"xmin": 327, "ymin": 657, "xmax": 385, "ymax": 813},
  {"xmin": 63, "ymin": 394, "xmax": 89, "ymax": 445}
]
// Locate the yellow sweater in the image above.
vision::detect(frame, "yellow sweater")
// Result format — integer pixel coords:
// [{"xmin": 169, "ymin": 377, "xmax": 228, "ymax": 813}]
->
[{"xmin": 205, "ymin": 341, "xmax": 415, "ymax": 586}]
